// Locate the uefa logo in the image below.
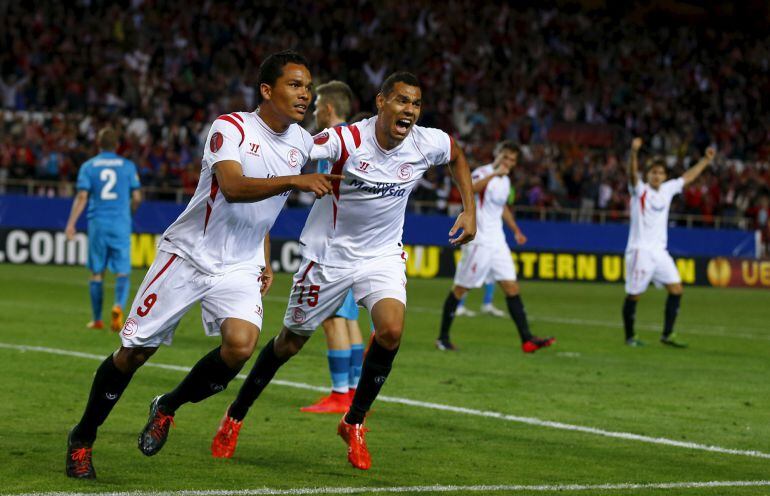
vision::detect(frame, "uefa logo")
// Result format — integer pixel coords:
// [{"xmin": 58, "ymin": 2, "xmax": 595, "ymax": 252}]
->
[
  {"xmin": 210, "ymin": 132, "xmax": 223, "ymax": 153},
  {"xmin": 398, "ymin": 164, "xmax": 413, "ymax": 180}
]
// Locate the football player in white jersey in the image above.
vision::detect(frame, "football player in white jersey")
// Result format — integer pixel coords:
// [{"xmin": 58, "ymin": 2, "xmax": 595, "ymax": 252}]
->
[
  {"xmin": 437, "ymin": 140, "xmax": 555, "ymax": 353},
  {"xmin": 299, "ymin": 80, "xmax": 366, "ymax": 415},
  {"xmin": 211, "ymin": 72, "xmax": 476, "ymax": 470},
  {"xmin": 65, "ymin": 50, "xmax": 342, "ymax": 480},
  {"xmin": 623, "ymin": 138, "xmax": 715, "ymax": 347}
]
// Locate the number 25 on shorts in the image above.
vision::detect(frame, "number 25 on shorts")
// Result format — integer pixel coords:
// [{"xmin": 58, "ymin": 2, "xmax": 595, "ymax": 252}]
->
[
  {"xmin": 296, "ymin": 285, "xmax": 320, "ymax": 307},
  {"xmin": 137, "ymin": 293, "xmax": 158, "ymax": 317}
]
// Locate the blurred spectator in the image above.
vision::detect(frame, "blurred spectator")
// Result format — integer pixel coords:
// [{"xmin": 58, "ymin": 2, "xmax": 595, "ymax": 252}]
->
[{"xmin": 0, "ymin": 1, "xmax": 768, "ymax": 232}]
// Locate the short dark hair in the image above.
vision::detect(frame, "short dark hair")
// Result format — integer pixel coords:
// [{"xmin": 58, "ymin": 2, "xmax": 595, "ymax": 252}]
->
[
  {"xmin": 316, "ymin": 80, "xmax": 354, "ymax": 120},
  {"xmin": 646, "ymin": 156, "xmax": 668, "ymax": 175},
  {"xmin": 494, "ymin": 140, "xmax": 520, "ymax": 157},
  {"xmin": 380, "ymin": 71, "xmax": 421, "ymax": 97},
  {"xmin": 257, "ymin": 50, "xmax": 309, "ymax": 104}
]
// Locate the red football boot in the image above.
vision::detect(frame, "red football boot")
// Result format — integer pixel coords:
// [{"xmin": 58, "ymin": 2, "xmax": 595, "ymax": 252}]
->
[
  {"xmin": 211, "ymin": 410, "xmax": 243, "ymax": 459},
  {"xmin": 337, "ymin": 416, "xmax": 371, "ymax": 470},
  {"xmin": 300, "ymin": 391, "xmax": 349, "ymax": 414}
]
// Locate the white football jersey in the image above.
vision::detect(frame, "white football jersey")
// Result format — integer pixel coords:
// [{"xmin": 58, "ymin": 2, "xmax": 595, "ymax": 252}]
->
[
  {"xmin": 301, "ymin": 116, "xmax": 452, "ymax": 266},
  {"xmin": 159, "ymin": 112, "xmax": 312, "ymax": 274},
  {"xmin": 626, "ymin": 177, "xmax": 684, "ymax": 252},
  {"xmin": 471, "ymin": 164, "xmax": 509, "ymax": 246}
]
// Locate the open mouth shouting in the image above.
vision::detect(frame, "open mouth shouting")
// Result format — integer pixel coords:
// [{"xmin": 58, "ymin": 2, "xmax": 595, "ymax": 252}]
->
[{"xmin": 394, "ymin": 117, "xmax": 413, "ymax": 136}]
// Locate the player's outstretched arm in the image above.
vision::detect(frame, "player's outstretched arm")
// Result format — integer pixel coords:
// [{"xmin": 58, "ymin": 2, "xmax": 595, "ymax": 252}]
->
[
  {"xmin": 215, "ymin": 160, "xmax": 344, "ymax": 202},
  {"xmin": 682, "ymin": 147, "xmax": 716, "ymax": 186},
  {"xmin": 628, "ymin": 137, "xmax": 642, "ymax": 187},
  {"xmin": 447, "ymin": 140, "xmax": 476, "ymax": 246},
  {"xmin": 65, "ymin": 190, "xmax": 89, "ymax": 240}
]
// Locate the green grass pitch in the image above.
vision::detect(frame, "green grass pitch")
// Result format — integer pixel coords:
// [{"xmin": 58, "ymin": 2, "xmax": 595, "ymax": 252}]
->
[{"xmin": 1, "ymin": 264, "xmax": 768, "ymax": 495}]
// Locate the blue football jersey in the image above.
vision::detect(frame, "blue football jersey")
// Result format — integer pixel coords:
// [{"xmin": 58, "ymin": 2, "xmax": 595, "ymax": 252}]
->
[{"xmin": 76, "ymin": 152, "xmax": 140, "ymax": 233}]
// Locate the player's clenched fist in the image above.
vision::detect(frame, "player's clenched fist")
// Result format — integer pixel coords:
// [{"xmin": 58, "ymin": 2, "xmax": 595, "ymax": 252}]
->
[
  {"xmin": 294, "ymin": 173, "xmax": 345, "ymax": 198},
  {"xmin": 631, "ymin": 137, "xmax": 643, "ymax": 152},
  {"xmin": 704, "ymin": 147, "xmax": 716, "ymax": 162}
]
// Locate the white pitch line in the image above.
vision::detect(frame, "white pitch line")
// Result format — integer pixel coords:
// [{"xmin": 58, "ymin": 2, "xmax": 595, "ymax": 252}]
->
[
  {"xmin": 2, "ymin": 342, "xmax": 769, "ymax": 461},
  {"xmin": 13, "ymin": 479, "xmax": 770, "ymax": 496},
  {"xmin": 260, "ymin": 296, "xmax": 770, "ymax": 341}
]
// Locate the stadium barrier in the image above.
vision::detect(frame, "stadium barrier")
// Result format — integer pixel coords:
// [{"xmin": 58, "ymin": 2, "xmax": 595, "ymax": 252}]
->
[
  {"xmin": 1, "ymin": 195, "xmax": 764, "ymax": 288},
  {"xmin": 1, "ymin": 229, "xmax": 767, "ymax": 289}
]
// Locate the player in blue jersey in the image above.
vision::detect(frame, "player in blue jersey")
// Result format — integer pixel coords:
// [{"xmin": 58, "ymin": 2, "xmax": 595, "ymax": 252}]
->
[
  {"xmin": 66, "ymin": 127, "xmax": 142, "ymax": 332},
  {"xmin": 299, "ymin": 80, "xmax": 367, "ymax": 414}
]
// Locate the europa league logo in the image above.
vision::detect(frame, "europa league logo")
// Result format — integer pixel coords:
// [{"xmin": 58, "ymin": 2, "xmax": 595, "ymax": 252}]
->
[{"xmin": 707, "ymin": 257, "xmax": 731, "ymax": 287}]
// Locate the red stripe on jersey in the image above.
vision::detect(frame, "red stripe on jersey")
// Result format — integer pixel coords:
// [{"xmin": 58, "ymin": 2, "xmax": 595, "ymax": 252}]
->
[
  {"xmin": 348, "ymin": 124, "xmax": 361, "ymax": 147},
  {"xmin": 141, "ymin": 254, "xmax": 178, "ymax": 296},
  {"xmin": 296, "ymin": 261, "xmax": 315, "ymax": 285},
  {"xmin": 330, "ymin": 126, "xmax": 350, "ymax": 228},
  {"xmin": 640, "ymin": 190, "xmax": 647, "ymax": 215},
  {"xmin": 230, "ymin": 112, "xmax": 244, "ymax": 123},
  {"xmin": 216, "ymin": 115, "xmax": 245, "ymax": 146},
  {"xmin": 203, "ymin": 175, "xmax": 220, "ymax": 234}
]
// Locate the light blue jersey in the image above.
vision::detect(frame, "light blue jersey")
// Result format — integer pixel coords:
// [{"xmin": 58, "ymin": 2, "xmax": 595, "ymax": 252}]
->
[{"xmin": 76, "ymin": 151, "xmax": 140, "ymax": 274}]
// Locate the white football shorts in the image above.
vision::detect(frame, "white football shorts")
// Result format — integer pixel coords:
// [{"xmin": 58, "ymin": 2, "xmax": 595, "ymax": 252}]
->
[
  {"xmin": 120, "ymin": 251, "xmax": 264, "ymax": 347},
  {"xmin": 624, "ymin": 248, "xmax": 681, "ymax": 295},
  {"xmin": 283, "ymin": 253, "xmax": 407, "ymax": 335},
  {"xmin": 453, "ymin": 240, "xmax": 517, "ymax": 288}
]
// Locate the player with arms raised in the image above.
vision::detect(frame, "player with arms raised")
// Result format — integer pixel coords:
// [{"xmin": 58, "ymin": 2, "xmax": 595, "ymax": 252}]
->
[
  {"xmin": 210, "ymin": 72, "xmax": 476, "ymax": 470},
  {"xmin": 65, "ymin": 50, "xmax": 341, "ymax": 479},
  {"xmin": 437, "ymin": 140, "xmax": 555, "ymax": 353},
  {"xmin": 623, "ymin": 138, "xmax": 716, "ymax": 347}
]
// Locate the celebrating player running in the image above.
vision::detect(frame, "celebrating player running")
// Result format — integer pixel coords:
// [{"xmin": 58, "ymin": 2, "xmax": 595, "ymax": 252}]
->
[{"xmin": 211, "ymin": 72, "xmax": 476, "ymax": 470}]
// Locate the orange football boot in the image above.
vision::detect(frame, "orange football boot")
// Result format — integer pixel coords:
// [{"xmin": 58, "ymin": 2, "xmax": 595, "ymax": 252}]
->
[{"xmin": 337, "ymin": 416, "xmax": 371, "ymax": 470}]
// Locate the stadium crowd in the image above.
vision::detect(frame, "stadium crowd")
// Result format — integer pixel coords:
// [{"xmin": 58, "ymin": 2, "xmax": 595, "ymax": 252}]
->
[{"xmin": 1, "ymin": 1, "xmax": 769, "ymax": 234}]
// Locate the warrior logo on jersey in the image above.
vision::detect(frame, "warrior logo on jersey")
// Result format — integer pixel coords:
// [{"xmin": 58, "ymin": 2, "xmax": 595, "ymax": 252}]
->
[
  {"xmin": 288, "ymin": 148, "xmax": 300, "ymax": 167},
  {"xmin": 210, "ymin": 132, "xmax": 224, "ymax": 153},
  {"xmin": 313, "ymin": 132, "xmax": 330, "ymax": 145},
  {"xmin": 398, "ymin": 164, "xmax": 414, "ymax": 180}
]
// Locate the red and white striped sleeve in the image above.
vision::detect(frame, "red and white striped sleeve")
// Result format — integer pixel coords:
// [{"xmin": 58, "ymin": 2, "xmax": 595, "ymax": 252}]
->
[
  {"xmin": 202, "ymin": 113, "xmax": 245, "ymax": 170},
  {"xmin": 310, "ymin": 127, "xmax": 342, "ymax": 163}
]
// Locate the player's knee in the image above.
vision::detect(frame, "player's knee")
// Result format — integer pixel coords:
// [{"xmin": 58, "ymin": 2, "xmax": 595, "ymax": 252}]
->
[
  {"xmin": 114, "ymin": 346, "xmax": 156, "ymax": 373},
  {"xmin": 669, "ymin": 284, "xmax": 683, "ymax": 295},
  {"xmin": 275, "ymin": 328, "xmax": 308, "ymax": 357},
  {"xmin": 626, "ymin": 294, "xmax": 641, "ymax": 302},
  {"xmin": 501, "ymin": 281, "xmax": 520, "ymax": 296},
  {"xmin": 91, "ymin": 273, "xmax": 103, "ymax": 282},
  {"xmin": 452, "ymin": 285, "xmax": 468, "ymax": 299},
  {"xmin": 375, "ymin": 324, "xmax": 403, "ymax": 350},
  {"xmin": 221, "ymin": 342, "xmax": 255, "ymax": 366}
]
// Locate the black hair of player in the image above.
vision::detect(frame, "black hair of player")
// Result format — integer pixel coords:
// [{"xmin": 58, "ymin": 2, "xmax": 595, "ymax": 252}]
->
[
  {"xmin": 494, "ymin": 140, "xmax": 520, "ymax": 157},
  {"xmin": 645, "ymin": 156, "xmax": 668, "ymax": 177},
  {"xmin": 256, "ymin": 50, "xmax": 310, "ymax": 104},
  {"xmin": 380, "ymin": 72, "xmax": 421, "ymax": 97}
]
